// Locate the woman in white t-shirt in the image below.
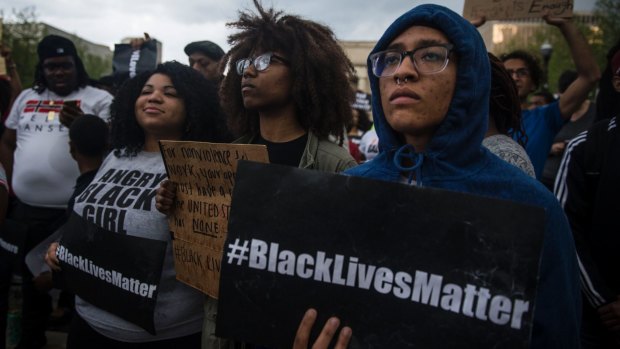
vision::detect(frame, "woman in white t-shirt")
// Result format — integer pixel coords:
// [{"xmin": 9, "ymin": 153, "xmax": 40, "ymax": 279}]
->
[{"xmin": 46, "ymin": 61, "xmax": 229, "ymax": 348}]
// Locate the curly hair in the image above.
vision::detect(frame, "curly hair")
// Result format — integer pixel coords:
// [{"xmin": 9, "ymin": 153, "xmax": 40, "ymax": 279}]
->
[
  {"xmin": 489, "ymin": 53, "xmax": 528, "ymax": 146},
  {"xmin": 595, "ymin": 38, "xmax": 620, "ymax": 122},
  {"xmin": 500, "ymin": 50, "xmax": 543, "ymax": 91},
  {"xmin": 109, "ymin": 61, "xmax": 230, "ymax": 157},
  {"xmin": 219, "ymin": 0, "xmax": 355, "ymax": 144},
  {"xmin": 33, "ymin": 56, "xmax": 90, "ymax": 94},
  {"xmin": 348, "ymin": 108, "xmax": 372, "ymax": 134}
]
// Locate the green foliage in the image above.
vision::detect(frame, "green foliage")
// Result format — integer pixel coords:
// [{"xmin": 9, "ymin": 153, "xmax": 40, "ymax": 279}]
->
[
  {"xmin": 1, "ymin": 6, "xmax": 43, "ymax": 88},
  {"xmin": 594, "ymin": 0, "xmax": 620, "ymax": 57},
  {"xmin": 2, "ymin": 6, "xmax": 112, "ymax": 88},
  {"xmin": 74, "ymin": 41, "xmax": 112, "ymax": 79},
  {"xmin": 500, "ymin": 18, "xmax": 606, "ymax": 95}
]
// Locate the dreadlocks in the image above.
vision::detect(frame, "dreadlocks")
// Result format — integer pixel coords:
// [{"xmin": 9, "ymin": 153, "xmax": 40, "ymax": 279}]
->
[
  {"xmin": 219, "ymin": 0, "xmax": 355, "ymax": 144},
  {"xmin": 489, "ymin": 53, "xmax": 528, "ymax": 146}
]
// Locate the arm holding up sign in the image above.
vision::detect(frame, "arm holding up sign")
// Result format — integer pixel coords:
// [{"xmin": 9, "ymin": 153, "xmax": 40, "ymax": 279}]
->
[
  {"xmin": 293, "ymin": 309, "xmax": 352, "ymax": 349},
  {"xmin": 543, "ymin": 13, "xmax": 600, "ymax": 120}
]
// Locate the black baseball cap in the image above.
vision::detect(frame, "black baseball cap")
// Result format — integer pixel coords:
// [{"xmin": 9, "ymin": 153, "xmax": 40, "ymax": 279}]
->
[{"xmin": 184, "ymin": 41, "xmax": 225, "ymax": 61}]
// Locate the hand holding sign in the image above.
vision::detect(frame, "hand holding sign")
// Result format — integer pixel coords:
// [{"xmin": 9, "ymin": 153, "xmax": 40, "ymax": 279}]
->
[
  {"xmin": 155, "ymin": 179, "xmax": 177, "ymax": 216},
  {"xmin": 598, "ymin": 296, "xmax": 620, "ymax": 334},
  {"xmin": 293, "ymin": 309, "xmax": 352, "ymax": 349},
  {"xmin": 45, "ymin": 242, "xmax": 61, "ymax": 272}
]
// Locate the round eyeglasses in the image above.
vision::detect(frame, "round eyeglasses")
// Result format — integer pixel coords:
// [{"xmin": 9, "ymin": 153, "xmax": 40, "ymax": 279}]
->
[
  {"xmin": 235, "ymin": 52, "xmax": 290, "ymax": 76},
  {"xmin": 369, "ymin": 44, "xmax": 454, "ymax": 77}
]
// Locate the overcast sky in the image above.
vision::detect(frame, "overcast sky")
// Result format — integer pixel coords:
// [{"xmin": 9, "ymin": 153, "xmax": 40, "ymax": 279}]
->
[{"xmin": 1, "ymin": 0, "xmax": 595, "ymax": 63}]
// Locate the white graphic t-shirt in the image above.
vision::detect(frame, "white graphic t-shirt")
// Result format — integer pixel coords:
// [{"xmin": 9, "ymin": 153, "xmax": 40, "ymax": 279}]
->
[
  {"xmin": 72, "ymin": 150, "xmax": 204, "ymax": 342},
  {"xmin": 5, "ymin": 86, "xmax": 112, "ymax": 208}
]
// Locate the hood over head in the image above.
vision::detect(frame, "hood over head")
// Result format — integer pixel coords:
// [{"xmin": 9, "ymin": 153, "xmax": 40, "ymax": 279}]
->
[{"xmin": 367, "ymin": 4, "xmax": 490, "ymax": 182}]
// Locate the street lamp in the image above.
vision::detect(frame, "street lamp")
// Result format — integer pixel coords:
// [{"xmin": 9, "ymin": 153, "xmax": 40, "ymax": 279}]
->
[{"xmin": 540, "ymin": 41, "xmax": 553, "ymax": 91}]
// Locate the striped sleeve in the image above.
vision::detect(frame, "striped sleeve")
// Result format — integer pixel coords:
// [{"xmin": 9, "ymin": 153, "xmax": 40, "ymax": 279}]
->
[{"xmin": 554, "ymin": 118, "xmax": 616, "ymax": 308}]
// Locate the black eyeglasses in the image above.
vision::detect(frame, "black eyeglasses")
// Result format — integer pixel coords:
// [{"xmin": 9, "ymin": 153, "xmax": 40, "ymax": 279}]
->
[
  {"xmin": 506, "ymin": 68, "xmax": 530, "ymax": 78},
  {"xmin": 369, "ymin": 44, "xmax": 454, "ymax": 77},
  {"xmin": 235, "ymin": 52, "xmax": 290, "ymax": 75}
]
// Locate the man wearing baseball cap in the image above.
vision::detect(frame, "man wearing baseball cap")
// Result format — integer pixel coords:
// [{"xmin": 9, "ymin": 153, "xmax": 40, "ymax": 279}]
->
[
  {"xmin": 184, "ymin": 40, "xmax": 225, "ymax": 82},
  {"xmin": 0, "ymin": 34, "xmax": 112, "ymax": 349}
]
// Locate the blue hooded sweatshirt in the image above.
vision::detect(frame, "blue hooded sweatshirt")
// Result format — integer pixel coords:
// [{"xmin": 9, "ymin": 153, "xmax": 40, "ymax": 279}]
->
[{"xmin": 345, "ymin": 5, "xmax": 580, "ymax": 348}]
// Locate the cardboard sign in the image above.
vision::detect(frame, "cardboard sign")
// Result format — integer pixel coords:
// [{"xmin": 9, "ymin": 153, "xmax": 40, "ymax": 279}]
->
[
  {"xmin": 463, "ymin": 0, "xmax": 573, "ymax": 20},
  {"xmin": 159, "ymin": 141, "xmax": 268, "ymax": 297},
  {"xmin": 216, "ymin": 161, "xmax": 545, "ymax": 348},
  {"xmin": 55, "ymin": 212, "xmax": 167, "ymax": 334}
]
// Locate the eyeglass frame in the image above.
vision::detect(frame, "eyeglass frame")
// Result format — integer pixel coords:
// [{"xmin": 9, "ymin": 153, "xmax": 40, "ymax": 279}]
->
[
  {"xmin": 369, "ymin": 43, "xmax": 455, "ymax": 78},
  {"xmin": 235, "ymin": 52, "xmax": 290, "ymax": 76}
]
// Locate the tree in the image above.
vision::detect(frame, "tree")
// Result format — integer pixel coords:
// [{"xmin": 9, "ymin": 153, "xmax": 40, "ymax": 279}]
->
[
  {"xmin": 1, "ymin": 6, "xmax": 42, "ymax": 88},
  {"xmin": 594, "ymin": 0, "xmax": 620, "ymax": 56},
  {"xmin": 2, "ymin": 6, "xmax": 112, "ymax": 88},
  {"xmin": 499, "ymin": 16, "xmax": 605, "ymax": 95}
]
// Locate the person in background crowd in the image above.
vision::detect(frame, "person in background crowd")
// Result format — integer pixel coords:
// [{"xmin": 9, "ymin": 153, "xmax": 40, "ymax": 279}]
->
[
  {"xmin": 57, "ymin": 114, "xmax": 110, "ymax": 327},
  {"xmin": 347, "ymin": 100, "xmax": 372, "ymax": 163},
  {"xmin": 184, "ymin": 40, "xmax": 225, "ymax": 83},
  {"xmin": 296, "ymin": 4, "xmax": 580, "ymax": 348},
  {"xmin": 483, "ymin": 53, "xmax": 535, "ymax": 177},
  {"xmin": 555, "ymin": 39, "xmax": 620, "ymax": 349},
  {"xmin": 156, "ymin": 1, "xmax": 356, "ymax": 348},
  {"xmin": 358, "ymin": 126, "xmax": 379, "ymax": 162},
  {"xmin": 0, "ymin": 34, "xmax": 112, "ymax": 349},
  {"xmin": 529, "ymin": 90, "xmax": 555, "ymax": 110},
  {"xmin": 0, "ymin": 162, "xmax": 7, "ymax": 349},
  {"xmin": 501, "ymin": 15, "xmax": 600, "ymax": 179},
  {"xmin": 0, "ymin": 44, "xmax": 23, "ymax": 129},
  {"xmin": 46, "ymin": 61, "xmax": 228, "ymax": 348},
  {"xmin": 595, "ymin": 42, "xmax": 620, "ymax": 123},
  {"xmin": 541, "ymin": 70, "xmax": 596, "ymax": 190}
]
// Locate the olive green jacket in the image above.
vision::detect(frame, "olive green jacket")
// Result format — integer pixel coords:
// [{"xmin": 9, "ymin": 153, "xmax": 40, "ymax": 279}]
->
[{"xmin": 202, "ymin": 131, "xmax": 356, "ymax": 349}]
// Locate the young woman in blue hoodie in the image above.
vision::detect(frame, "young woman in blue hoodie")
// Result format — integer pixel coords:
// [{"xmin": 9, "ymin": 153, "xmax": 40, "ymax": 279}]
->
[{"xmin": 295, "ymin": 4, "xmax": 580, "ymax": 349}]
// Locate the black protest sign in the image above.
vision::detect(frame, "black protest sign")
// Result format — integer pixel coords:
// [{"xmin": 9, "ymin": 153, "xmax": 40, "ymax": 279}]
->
[
  {"xmin": 112, "ymin": 40, "xmax": 159, "ymax": 83},
  {"xmin": 56, "ymin": 212, "xmax": 167, "ymax": 334},
  {"xmin": 0, "ymin": 219, "xmax": 27, "ymax": 262},
  {"xmin": 216, "ymin": 161, "xmax": 545, "ymax": 349}
]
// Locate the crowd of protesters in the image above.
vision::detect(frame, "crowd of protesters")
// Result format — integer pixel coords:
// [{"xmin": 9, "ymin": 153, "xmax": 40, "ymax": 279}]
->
[{"xmin": 0, "ymin": 1, "xmax": 619, "ymax": 348}]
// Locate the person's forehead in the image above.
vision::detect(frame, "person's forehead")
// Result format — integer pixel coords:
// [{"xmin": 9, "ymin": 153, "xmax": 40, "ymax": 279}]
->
[
  {"xmin": 503, "ymin": 58, "xmax": 528, "ymax": 69},
  {"xmin": 388, "ymin": 25, "xmax": 450, "ymax": 48},
  {"xmin": 145, "ymin": 73, "xmax": 174, "ymax": 86},
  {"xmin": 189, "ymin": 52, "xmax": 212, "ymax": 61},
  {"xmin": 43, "ymin": 56, "xmax": 75, "ymax": 65}
]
